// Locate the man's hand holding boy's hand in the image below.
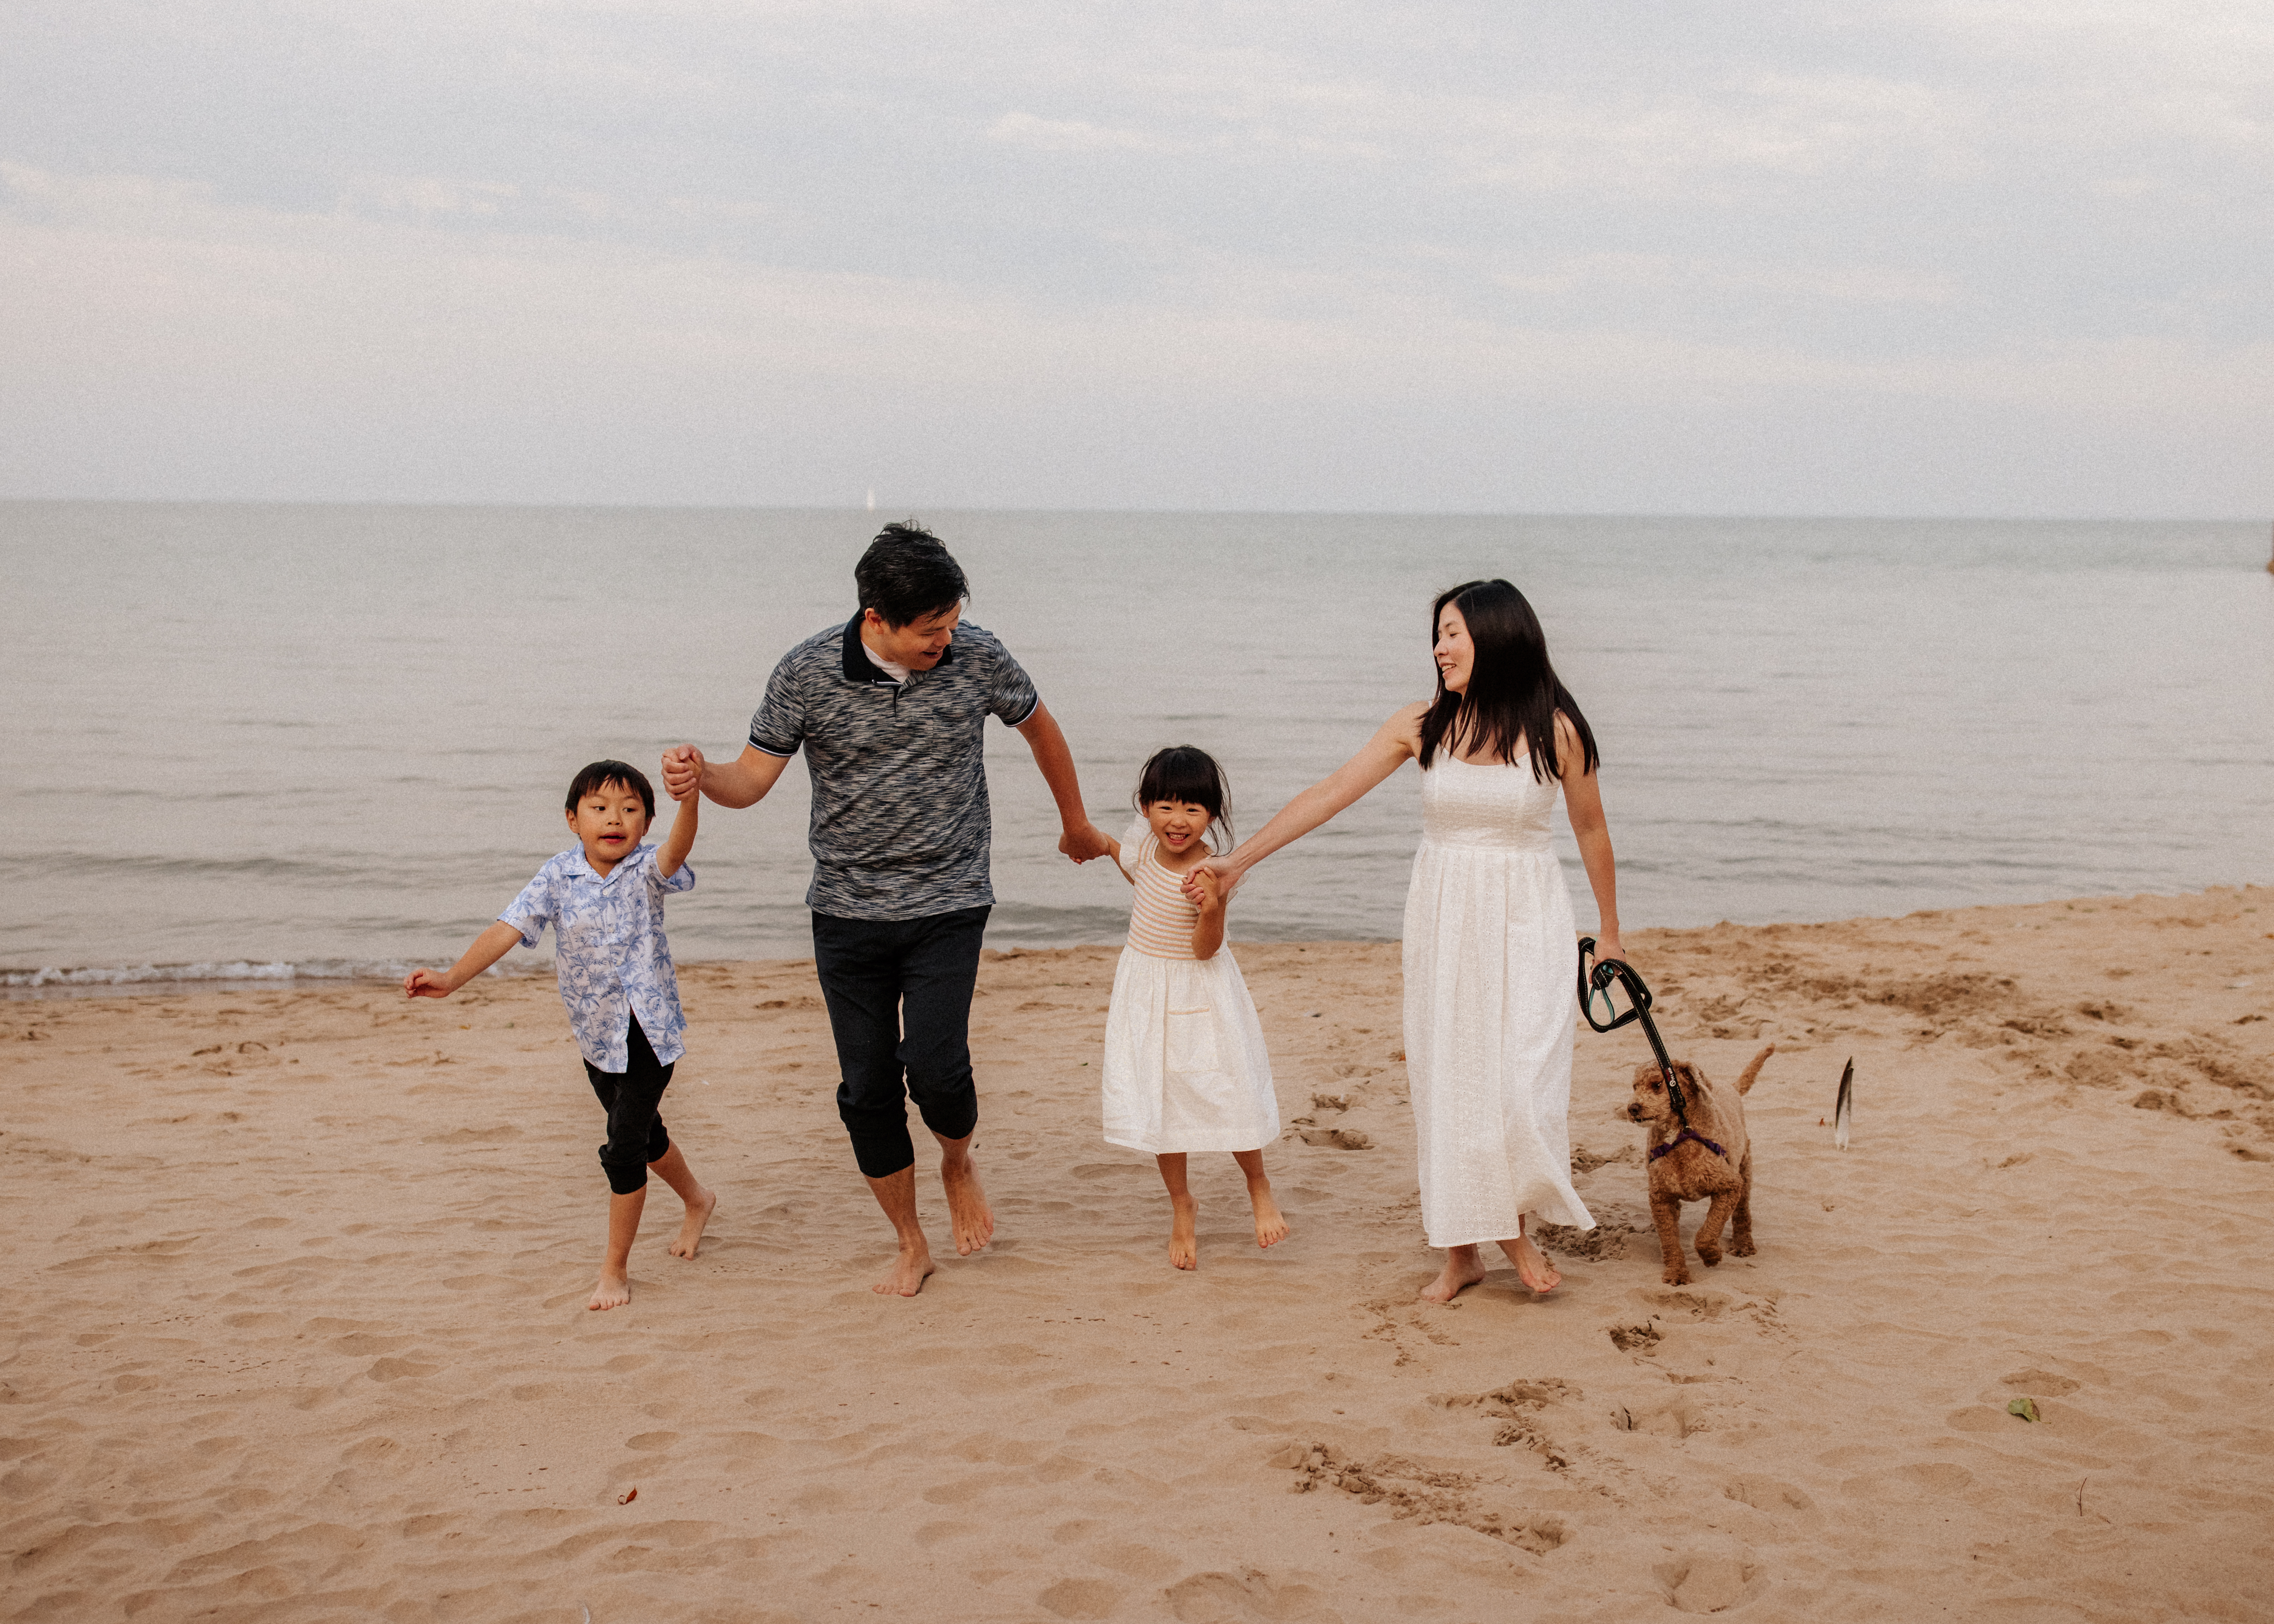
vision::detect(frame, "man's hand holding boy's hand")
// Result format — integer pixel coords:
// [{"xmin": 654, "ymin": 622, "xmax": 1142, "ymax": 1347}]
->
[
  {"xmin": 402, "ymin": 967, "xmax": 455, "ymax": 1000},
  {"xmin": 661, "ymin": 745, "xmax": 705, "ymax": 802}
]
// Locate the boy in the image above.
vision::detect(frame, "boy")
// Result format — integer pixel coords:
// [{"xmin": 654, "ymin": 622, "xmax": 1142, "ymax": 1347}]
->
[{"xmin": 405, "ymin": 760, "xmax": 717, "ymax": 1311}]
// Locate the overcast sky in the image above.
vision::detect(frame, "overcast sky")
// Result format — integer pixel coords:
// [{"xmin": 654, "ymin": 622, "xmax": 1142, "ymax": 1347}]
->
[{"xmin": 2, "ymin": 1, "xmax": 2268, "ymax": 515}]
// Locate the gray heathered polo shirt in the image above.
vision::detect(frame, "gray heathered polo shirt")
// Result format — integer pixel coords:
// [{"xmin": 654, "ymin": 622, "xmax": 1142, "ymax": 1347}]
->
[{"xmin": 749, "ymin": 613, "xmax": 1040, "ymax": 920}]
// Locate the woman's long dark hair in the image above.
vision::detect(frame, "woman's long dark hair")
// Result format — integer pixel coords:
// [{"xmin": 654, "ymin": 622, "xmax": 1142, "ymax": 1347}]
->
[{"xmin": 1416, "ymin": 579, "xmax": 1599, "ymax": 783}]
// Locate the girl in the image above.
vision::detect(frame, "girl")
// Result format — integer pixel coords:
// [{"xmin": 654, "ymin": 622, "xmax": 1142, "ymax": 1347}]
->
[
  {"xmin": 1099, "ymin": 746, "xmax": 1288, "ymax": 1270},
  {"xmin": 1186, "ymin": 581, "xmax": 1623, "ymax": 1304}
]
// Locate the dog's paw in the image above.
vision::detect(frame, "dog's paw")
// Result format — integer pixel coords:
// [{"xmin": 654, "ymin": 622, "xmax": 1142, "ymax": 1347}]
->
[
  {"xmin": 1696, "ymin": 1244, "xmax": 1723, "ymax": 1267},
  {"xmin": 1732, "ymin": 1238, "xmax": 1756, "ymax": 1257},
  {"xmin": 1662, "ymin": 1264, "xmax": 1692, "ymax": 1286}
]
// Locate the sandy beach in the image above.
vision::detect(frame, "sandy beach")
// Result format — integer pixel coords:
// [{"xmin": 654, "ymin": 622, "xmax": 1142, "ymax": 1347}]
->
[{"xmin": 4, "ymin": 886, "xmax": 2270, "ymax": 1622}]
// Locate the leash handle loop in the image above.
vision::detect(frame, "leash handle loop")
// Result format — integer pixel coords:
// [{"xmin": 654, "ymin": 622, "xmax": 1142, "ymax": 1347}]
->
[{"xmin": 1576, "ymin": 937, "xmax": 1689, "ymax": 1128}]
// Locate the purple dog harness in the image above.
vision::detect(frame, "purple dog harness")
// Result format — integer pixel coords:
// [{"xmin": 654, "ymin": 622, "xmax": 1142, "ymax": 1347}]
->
[{"xmin": 1649, "ymin": 1127, "xmax": 1727, "ymax": 1162}]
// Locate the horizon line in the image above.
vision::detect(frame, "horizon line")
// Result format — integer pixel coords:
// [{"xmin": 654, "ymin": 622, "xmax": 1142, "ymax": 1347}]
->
[{"xmin": 0, "ymin": 496, "xmax": 2265, "ymax": 527}]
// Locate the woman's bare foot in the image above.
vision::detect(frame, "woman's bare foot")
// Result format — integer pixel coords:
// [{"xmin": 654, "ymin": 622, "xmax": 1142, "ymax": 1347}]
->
[
  {"xmin": 588, "ymin": 1269, "xmax": 632, "ymax": 1311},
  {"xmin": 1248, "ymin": 1186, "xmax": 1290, "ymax": 1250},
  {"xmin": 873, "ymin": 1240, "xmax": 936, "ymax": 1297},
  {"xmin": 1419, "ymin": 1245, "xmax": 1489, "ymax": 1303},
  {"xmin": 1503, "ymin": 1234, "xmax": 1562, "ymax": 1294},
  {"xmin": 941, "ymin": 1152, "xmax": 994, "ymax": 1256},
  {"xmin": 669, "ymin": 1187, "xmax": 717, "ymax": 1259},
  {"xmin": 1168, "ymin": 1196, "xmax": 1198, "ymax": 1270}
]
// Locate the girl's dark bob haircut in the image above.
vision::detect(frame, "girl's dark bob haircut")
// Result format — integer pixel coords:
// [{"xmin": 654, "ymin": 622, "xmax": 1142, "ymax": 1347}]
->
[
  {"xmin": 565, "ymin": 759, "xmax": 657, "ymax": 822},
  {"xmin": 1417, "ymin": 579, "xmax": 1599, "ymax": 784},
  {"xmin": 1134, "ymin": 745, "xmax": 1233, "ymax": 851}
]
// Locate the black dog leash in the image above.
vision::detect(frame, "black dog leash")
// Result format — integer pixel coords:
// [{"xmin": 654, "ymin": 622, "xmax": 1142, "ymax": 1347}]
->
[{"xmin": 1577, "ymin": 938, "xmax": 1715, "ymax": 1152}]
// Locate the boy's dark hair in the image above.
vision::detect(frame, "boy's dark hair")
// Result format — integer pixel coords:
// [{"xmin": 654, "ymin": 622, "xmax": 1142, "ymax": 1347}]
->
[
  {"xmin": 1134, "ymin": 745, "xmax": 1233, "ymax": 850},
  {"xmin": 857, "ymin": 521, "xmax": 969, "ymax": 628},
  {"xmin": 565, "ymin": 760, "xmax": 656, "ymax": 821}
]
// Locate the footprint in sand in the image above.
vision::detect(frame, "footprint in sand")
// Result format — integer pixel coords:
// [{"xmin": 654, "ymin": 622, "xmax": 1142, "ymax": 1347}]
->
[
  {"xmin": 1037, "ymin": 1578, "xmax": 1124, "ymax": 1620},
  {"xmin": 1655, "ymin": 1551, "xmax": 1766, "ymax": 1614},
  {"xmin": 1998, "ymin": 1367, "xmax": 2083, "ymax": 1396},
  {"xmin": 1723, "ymin": 1474, "xmax": 1818, "ymax": 1518},
  {"xmin": 328, "ymin": 1333, "xmax": 412, "ymax": 1355},
  {"xmin": 364, "ymin": 1356, "xmax": 439, "ymax": 1382}
]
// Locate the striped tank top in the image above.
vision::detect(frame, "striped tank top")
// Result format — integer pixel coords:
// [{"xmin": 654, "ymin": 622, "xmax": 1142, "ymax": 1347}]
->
[{"xmin": 1125, "ymin": 837, "xmax": 1201, "ymax": 960}]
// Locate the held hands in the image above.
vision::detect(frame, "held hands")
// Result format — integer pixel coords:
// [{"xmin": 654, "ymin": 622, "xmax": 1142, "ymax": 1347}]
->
[
  {"xmin": 659, "ymin": 745, "xmax": 706, "ymax": 803},
  {"xmin": 1058, "ymin": 821, "xmax": 1112, "ymax": 864},
  {"xmin": 1180, "ymin": 855, "xmax": 1237, "ymax": 905}
]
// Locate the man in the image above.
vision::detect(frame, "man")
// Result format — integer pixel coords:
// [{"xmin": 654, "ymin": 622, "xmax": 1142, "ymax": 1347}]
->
[{"xmin": 661, "ymin": 524, "xmax": 1110, "ymax": 1296}]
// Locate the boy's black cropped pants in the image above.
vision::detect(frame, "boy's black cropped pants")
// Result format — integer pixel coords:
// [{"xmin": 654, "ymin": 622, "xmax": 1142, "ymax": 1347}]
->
[
  {"xmin": 810, "ymin": 905, "xmax": 989, "ymax": 1178},
  {"xmin": 583, "ymin": 1013, "xmax": 674, "ymax": 1195}
]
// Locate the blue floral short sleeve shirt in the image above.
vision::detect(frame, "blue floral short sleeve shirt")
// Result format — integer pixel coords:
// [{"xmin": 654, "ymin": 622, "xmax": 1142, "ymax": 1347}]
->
[{"xmin": 500, "ymin": 841, "xmax": 695, "ymax": 1073}]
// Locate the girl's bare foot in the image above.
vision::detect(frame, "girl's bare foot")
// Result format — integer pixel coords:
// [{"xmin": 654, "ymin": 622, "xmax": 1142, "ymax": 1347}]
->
[
  {"xmin": 1504, "ymin": 1234, "xmax": 1562, "ymax": 1294},
  {"xmin": 1168, "ymin": 1196, "xmax": 1198, "ymax": 1270},
  {"xmin": 1230, "ymin": 1150, "xmax": 1288, "ymax": 1250},
  {"xmin": 1248, "ymin": 1186, "xmax": 1290, "ymax": 1249},
  {"xmin": 669, "ymin": 1188, "xmax": 717, "ymax": 1259},
  {"xmin": 1419, "ymin": 1245, "xmax": 1488, "ymax": 1303},
  {"xmin": 588, "ymin": 1269, "xmax": 632, "ymax": 1311},
  {"xmin": 873, "ymin": 1241, "xmax": 936, "ymax": 1297}
]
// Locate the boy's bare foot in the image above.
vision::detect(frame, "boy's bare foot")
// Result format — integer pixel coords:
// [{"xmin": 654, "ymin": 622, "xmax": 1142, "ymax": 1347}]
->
[
  {"xmin": 669, "ymin": 1187, "xmax": 717, "ymax": 1259},
  {"xmin": 1505, "ymin": 1234, "xmax": 1561, "ymax": 1295},
  {"xmin": 1248, "ymin": 1186, "xmax": 1290, "ymax": 1250},
  {"xmin": 588, "ymin": 1269, "xmax": 632, "ymax": 1311},
  {"xmin": 941, "ymin": 1153, "xmax": 994, "ymax": 1256},
  {"xmin": 873, "ymin": 1241, "xmax": 936, "ymax": 1298},
  {"xmin": 1420, "ymin": 1245, "xmax": 1489, "ymax": 1303},
  {"xmin": 1168, "ymin": 1196, "xmax": 1198, "ymax": 1270}
]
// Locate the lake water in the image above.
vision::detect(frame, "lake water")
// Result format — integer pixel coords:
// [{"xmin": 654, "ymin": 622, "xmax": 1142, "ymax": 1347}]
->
[{"xmin": 4, "ymin": 503, "xmax": 2269, "ymax": 991}]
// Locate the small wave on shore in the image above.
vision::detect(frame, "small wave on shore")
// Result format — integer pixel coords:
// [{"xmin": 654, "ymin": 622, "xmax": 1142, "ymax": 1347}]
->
[{"xmin": 0, "ymin": 958, "xmax": 551, "ymax": 1000}]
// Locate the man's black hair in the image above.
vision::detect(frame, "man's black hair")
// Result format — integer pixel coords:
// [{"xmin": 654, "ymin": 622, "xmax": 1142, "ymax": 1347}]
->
[
  {"xmin": 565, "ymin": 759, "xmax": 656, "ymax": 822},
  {"xmin": 856, "ymin": 521, "xmax": 969, "ymax": 628}
]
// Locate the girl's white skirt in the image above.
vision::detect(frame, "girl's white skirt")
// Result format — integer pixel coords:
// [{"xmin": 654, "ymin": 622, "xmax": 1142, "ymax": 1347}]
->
[{"xmin": 1102, "ymin": 946, "xmax": 1281, "ymax": 1155}]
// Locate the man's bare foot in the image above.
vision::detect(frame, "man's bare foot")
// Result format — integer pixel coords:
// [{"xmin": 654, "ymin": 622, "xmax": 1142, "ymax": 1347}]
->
[
  {"xmin": 1419, "ymin": 1245, "xmax": 1489, "ymax": 1303},
  {"xmin": 1505, "ymin": 1234, "xmax": 1562, "ymax": 1295},
  {"xmin": 872, "ymin": 1242, "xmax": 936, "ymax": 1298},
  {"xmin": 941, "ymin": 1153, "xmax": 994, "ymax": 1257},
  {"xmin": 588, "ymin": 1269, "xmax": 632, "ymax": 1311},
  {"xmin": 1248, "ymin": 1186, "xmax": 1290, "ymax": 1250},
  {"xmin": 669, "ymin": 1187, "xmax": 717, "ymax": 1259},
  {"xmin": 1168, "ymin": 1196, "xmax": 1198, "ymax": 1270}
]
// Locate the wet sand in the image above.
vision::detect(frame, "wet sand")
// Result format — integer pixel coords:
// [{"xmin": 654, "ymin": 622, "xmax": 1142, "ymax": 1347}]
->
[{"xmin": 4, "ymin": 886, "xmax": 2271, "ymax": 1621}]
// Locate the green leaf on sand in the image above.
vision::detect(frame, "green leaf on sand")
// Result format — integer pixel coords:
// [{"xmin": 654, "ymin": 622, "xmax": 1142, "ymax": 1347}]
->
[{"xmin": 2007, "ymin": 1397, "xmax": 2041, "ymax": 1423}]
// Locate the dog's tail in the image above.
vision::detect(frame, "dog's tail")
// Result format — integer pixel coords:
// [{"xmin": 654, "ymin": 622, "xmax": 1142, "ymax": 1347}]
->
[{"xmin": 1735, "ymin": 1044, "xmax": 1775, "ymax": 1095}]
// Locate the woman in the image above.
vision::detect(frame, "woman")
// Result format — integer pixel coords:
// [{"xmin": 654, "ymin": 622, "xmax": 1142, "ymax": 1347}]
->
[{"xmin": 1188, "ymin": 579, "xmax": 1625, "ymax": 1302}]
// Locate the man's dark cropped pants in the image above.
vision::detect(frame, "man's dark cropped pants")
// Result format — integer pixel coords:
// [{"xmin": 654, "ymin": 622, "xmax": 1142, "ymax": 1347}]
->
[{"xmin": 811, "ymin": 905, "xmax": 989, "ymax": 1178}]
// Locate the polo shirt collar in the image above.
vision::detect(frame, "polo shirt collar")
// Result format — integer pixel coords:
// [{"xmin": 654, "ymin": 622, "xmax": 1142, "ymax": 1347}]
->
[
  {"xmin": 564, "ymin": 845, "xmax": 637, "ymax": 884},
  {"xmin": 840, "ymin": 610, "xmax": 958, "ymax": 683}
]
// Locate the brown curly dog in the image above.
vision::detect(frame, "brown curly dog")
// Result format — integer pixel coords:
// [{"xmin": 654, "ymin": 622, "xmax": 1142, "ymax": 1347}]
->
[{"xmin": 1622, "ymin": 1044, "xmax": 1773, "ymax": 1286}]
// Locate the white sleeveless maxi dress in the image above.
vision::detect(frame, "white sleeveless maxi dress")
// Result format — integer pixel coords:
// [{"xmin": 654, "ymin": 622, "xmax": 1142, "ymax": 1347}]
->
[{"xmin": 1402, "ymin": 755, "xmax": 1595, "ymax": 1248}]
